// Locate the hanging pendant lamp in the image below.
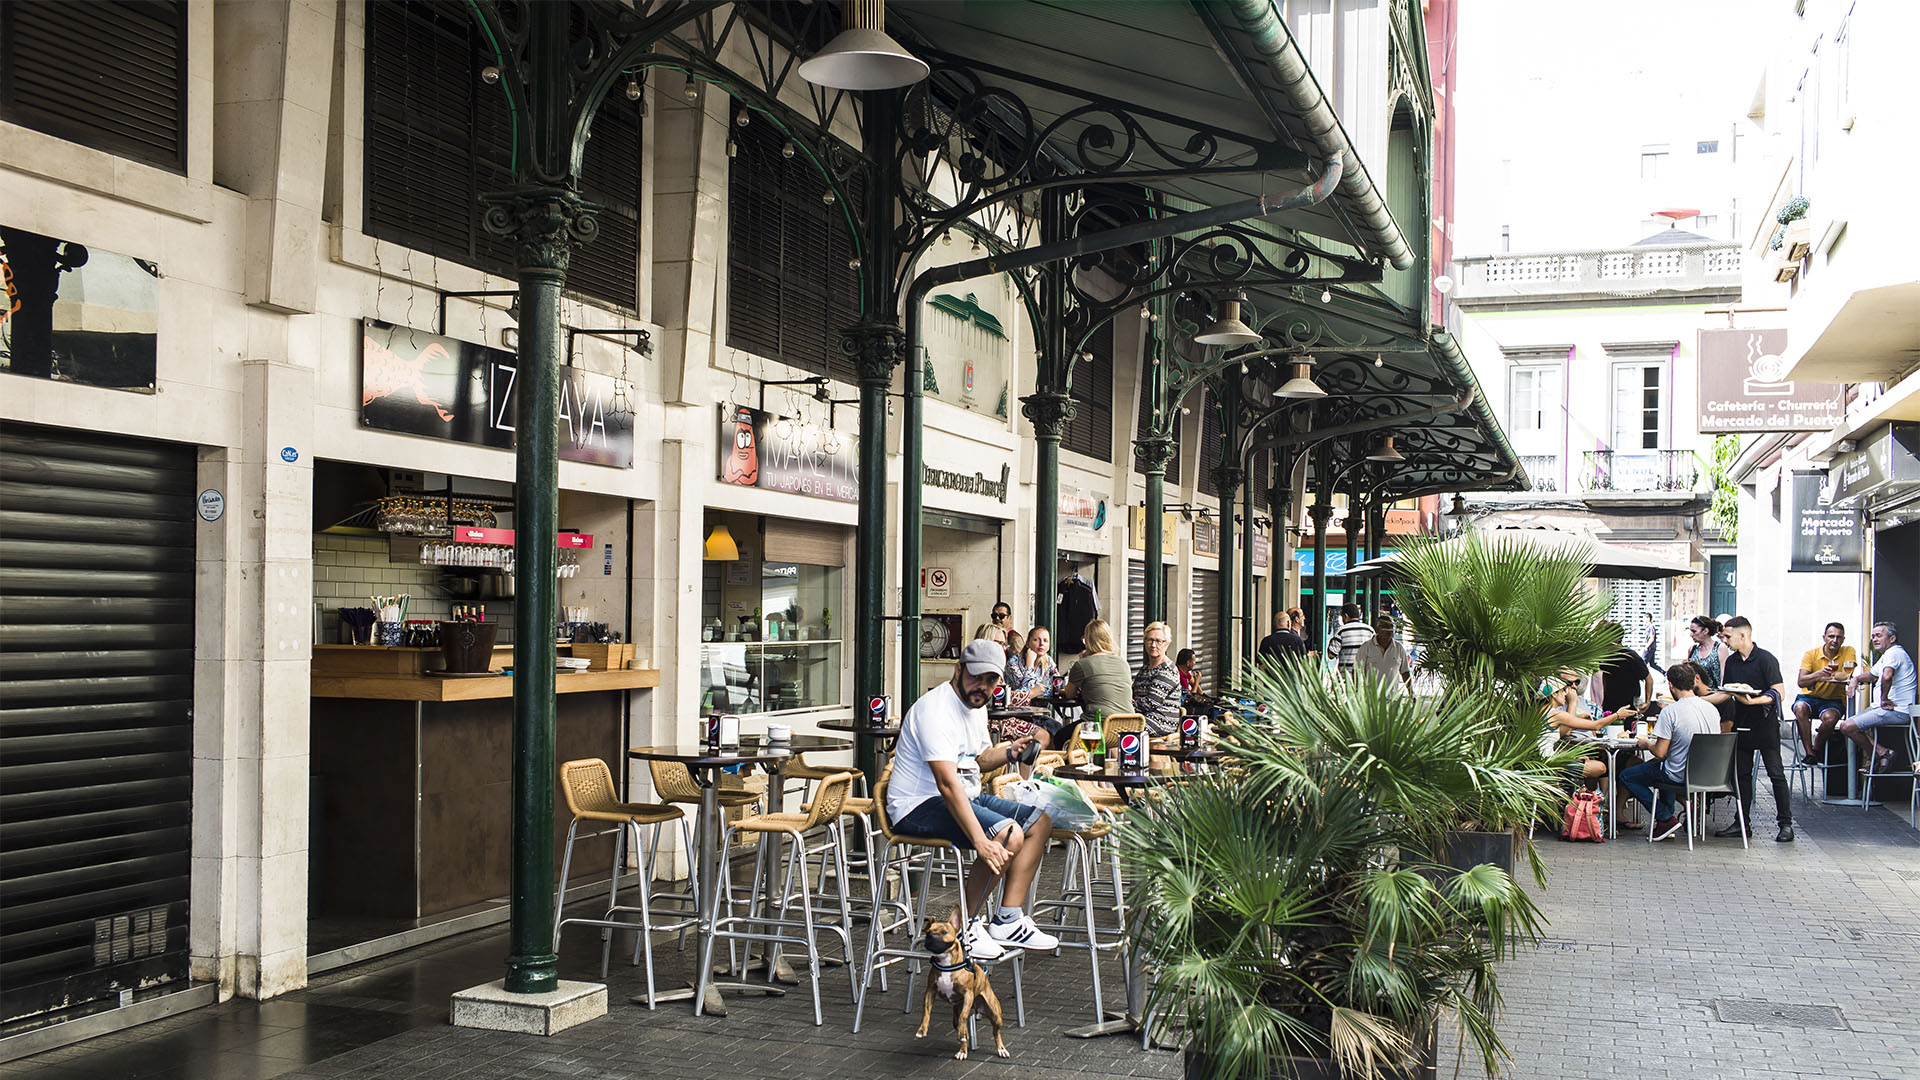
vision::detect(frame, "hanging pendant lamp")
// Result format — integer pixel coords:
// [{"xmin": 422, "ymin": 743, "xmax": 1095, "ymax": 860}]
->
[
  {"xmin": 797, "ymin": 0, "xmax": 929, "ymax": 90},
  {"xmin": 1191, "ymin": 289, "xmax": 1262, "ymax": 346},
  {"xmin": 1272, "ymin": 361, "xmax": 1326, "ymax": 399},
  {"xmin": 1366, "ymin": 435, "xmax": 1406, "ymax": 462},
  {"xmin": 703, "ymin": 524, "xmax": 740, "ymax": 561}
]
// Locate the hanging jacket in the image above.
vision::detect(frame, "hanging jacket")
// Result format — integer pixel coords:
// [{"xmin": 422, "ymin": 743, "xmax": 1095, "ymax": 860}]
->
[{"xmin": 1056, "ymin": 575, "xmax": 1098, "ymax": 654}]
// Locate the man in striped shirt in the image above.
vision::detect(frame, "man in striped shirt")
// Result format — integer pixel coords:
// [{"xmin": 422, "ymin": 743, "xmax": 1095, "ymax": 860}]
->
[{"xmin": 1335, "ymin": 603, "xmax": 1373, "ymax": 675}]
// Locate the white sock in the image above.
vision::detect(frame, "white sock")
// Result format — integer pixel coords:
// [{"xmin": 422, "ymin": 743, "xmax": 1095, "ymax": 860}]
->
[{"xmin": 994, "ymin": 905, "xmax": 1022, "ymax": 923}]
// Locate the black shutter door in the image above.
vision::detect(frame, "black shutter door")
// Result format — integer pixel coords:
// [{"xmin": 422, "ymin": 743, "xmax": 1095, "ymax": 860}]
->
[
  {"xmin": 1189, "ymin": 569, "xmax": 1220, "ymax": 695},
  {"xmin": 1126, "ymin": 559, "xmax": 1146, "ymax": 670},
  {"xmin": 0, "ymin": 424, "xmax": 196, "ymax": 1024},
  {"xmin": 0, "ymin": 1, "xmax": 188, "ymax": 173}
]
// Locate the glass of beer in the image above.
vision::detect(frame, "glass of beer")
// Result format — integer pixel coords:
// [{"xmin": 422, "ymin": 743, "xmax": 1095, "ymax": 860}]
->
[{"xmin": 1079, "ymin": 719, "xmax": 1103, "ymax": 760}]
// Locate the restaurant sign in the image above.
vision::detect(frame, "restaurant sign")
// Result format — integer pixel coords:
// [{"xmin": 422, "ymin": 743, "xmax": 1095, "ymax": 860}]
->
[
  {"xmin": 1, "ymin": 224, "xmax": 158, "ymax": 393},
  {"xmin": 1788, "ymin": 471, "xmax": 1865, "ymax": 573},
  {"xmin": 1251, "ymin": 530, "xmax": 1270, "ymax": 568},
  {"xmin": 360, "ymin": 320, "xmax": 634, "ymax": 467},
  {"xmin": 1825, "ymin": 422, "xmax": 1920, "ymax": 511},
  {"xmin": 1696, "ymin": 329, "xmax": 1844, "ymax": 433},
  {"xmin": 1193, "ymin": 518, "xmax": 1219, "ymax": 557},
  {"xmin": 1058, "ymin": 481, "xmax": 1106, "ymax": 552},
  {"xmin": 717, "ymin": 404, "xmax": 858, "ymax": 503}
]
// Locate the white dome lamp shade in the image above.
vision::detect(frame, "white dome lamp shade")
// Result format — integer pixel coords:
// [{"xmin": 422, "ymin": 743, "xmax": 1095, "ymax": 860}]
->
[
  {"xmin": 1272, "ymin": 360, "xmax": 1326, "ymax": 399},
  {"xmin": 1191, "ymin": 289, "xmax": 1262, "ymax": 347},
  {"xmin": 797, "ymin": 0, "xmax": 929, "ymax": 91},
  {"xmin": 1366, "ymin": 435, "xmax": 1406, "ymax": 462}
]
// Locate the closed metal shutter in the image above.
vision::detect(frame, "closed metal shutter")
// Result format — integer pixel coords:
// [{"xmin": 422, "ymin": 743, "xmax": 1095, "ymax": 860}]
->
[
  {"xmin": 1603, "ymin": 578, "xmax": 1667, "ymax": 649},
  {"xmin": 1062, "ymin": 322, "xmax": 1113, "ymax": 462},
  {"xmin": 0, "ymin": 424, "xmax": 196, "ymax": 1024},
  {"xmin": 0, "ymin": 1, "xmax": 188, "ymax": 174},
  {"xmin": 1126, "ymin": 560, "xmax": 1146, "ymax": 670},
  {"xmin": 1189, "ymin": 570, "xmax": 1221, "ymax": 695}
]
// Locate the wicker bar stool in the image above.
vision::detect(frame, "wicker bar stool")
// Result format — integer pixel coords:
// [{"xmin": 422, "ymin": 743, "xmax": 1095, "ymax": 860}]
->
[
  {"xmin": 695, "ymin": 771, "xmax": 861, "ymax": 1026},
  {"xmin": 552, "ymin": 759, "xmax": 698, "ymax": 1006},
  {"xmin": 851, "ymin": 771, "xmax": 1024, "ymax": 1035}
]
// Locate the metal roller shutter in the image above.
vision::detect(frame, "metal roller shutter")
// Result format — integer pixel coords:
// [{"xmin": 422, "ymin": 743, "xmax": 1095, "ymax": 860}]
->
[
  {"xmin": 1126, "ymin": 560, "xmax": 1146, "ymax": 670},
  {"xmin": 0, "ymin": 424, "xmax": 196, "ymax": 1024},
  {"xmin": 1189, "ymin": 570, "xmax": 1221, "ymax": 695}
]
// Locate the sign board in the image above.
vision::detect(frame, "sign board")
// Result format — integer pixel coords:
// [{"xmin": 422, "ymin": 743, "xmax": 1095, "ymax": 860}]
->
[
  {"xmin": 717, "ymin": 404, "xmax": 858, "ymax": 503},
  {"xmin": 1058, "ymin": 481, "xmax": 1105, "ymax": 552},
  {"xmin": 1789, "ymin": 471, "xmax": 1866, "ymax": 572},
  {"xmin": 1825, "ymin": 422, "xmax": 1920, "ymax": 511},
  {"xmin": 1193, "ymin": 518, "xmax": 1219, "ymax": 557},
  {"xmin": 926, "ymin": 567, "xmax": 951, "ymax": 597},
  {"xmin": 1125, "ymin": 506, "xmax": 1179, "ymax": 554},
  {"xmin": 0, "ymin": 224, "xmax": 158, "ymax": 393},
  {"xmin": 360, "ymin": 320, "xmax": 635, "ymax": 467},
  {"xmin": 1697, "ymin": 329, "xmax": 1844, "ymax": 433},
  {"xmin": 923, "ymin": 462, "xmax": 1010, "ymax": 503},
  {"xmin": 1251, "ymin": 531, "xmax": 1270, "ymax": 568}
]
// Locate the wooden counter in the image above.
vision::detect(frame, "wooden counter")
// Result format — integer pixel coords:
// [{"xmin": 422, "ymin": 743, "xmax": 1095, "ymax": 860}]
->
[{"xmin": 312, "ymin": 668, "xmax": 659, "ymax": 701}]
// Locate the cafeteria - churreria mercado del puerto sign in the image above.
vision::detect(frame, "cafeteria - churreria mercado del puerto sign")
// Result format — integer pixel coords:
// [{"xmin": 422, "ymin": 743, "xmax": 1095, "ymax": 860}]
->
[{"xmin": 359, "ymin": 320, "xmax": 635, "ymax": 467}]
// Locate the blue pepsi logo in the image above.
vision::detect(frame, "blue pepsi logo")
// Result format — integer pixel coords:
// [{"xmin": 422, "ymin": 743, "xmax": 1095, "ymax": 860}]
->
[{"xmin": 1119, "ymin": 733, "xmax": 1140, "ymax": 752}]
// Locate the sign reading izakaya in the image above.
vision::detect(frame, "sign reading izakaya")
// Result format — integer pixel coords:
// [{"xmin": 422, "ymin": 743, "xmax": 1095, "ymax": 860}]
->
[
  {"xmin": 359, "ymin": 320, "xmax": 634, "ymax": 467},
  {"xmin": 717, "ymin": 404, "xmax": 858, "ymax": 503}
]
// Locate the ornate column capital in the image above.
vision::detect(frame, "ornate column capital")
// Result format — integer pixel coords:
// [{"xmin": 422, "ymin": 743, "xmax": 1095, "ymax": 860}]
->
[
  {"xmin": 1133, "ymin": 435, "xmax": 1176, "ymax": 475},
  {"xmin": 1211, "ymin": 464, "xmax": 1246, "ymax": 494},
  {"xmin": 1308, "ymin": 503, "xmax": 1335, "ymax": 528},
  {"xmin": 841, "ymin": 319, "xmax": 907, "ymax": 386},
  {"xmin": 1020, "ymin": 389, "xmax": 1076, "ymax": 439},
  {"xmin": 481, "ymin": 187, "xmax": 600, "ymax": 275}
]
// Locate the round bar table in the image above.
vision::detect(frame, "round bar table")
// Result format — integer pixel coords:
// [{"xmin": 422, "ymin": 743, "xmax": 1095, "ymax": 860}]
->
[{"xmin": 627, "ymin": 734, "xmax": 851, "ymax": 1015}]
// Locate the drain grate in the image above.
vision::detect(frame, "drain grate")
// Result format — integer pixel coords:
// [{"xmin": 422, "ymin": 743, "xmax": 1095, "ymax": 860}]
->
[{"xmin": 1711, "ymin": 998, "xmax": 1848, "ymax": 1029}]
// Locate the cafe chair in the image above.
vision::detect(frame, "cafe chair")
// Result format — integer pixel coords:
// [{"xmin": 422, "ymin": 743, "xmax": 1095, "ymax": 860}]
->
[
  {"xmin": 695, "ymin": 771, "xmax": 862, "ymax": 1026},
  {"xmin": 551, "ymin": 758, "xmax": 698, "ymax": 1006},
  {"xmin": 797, "ymin": 774, "xmax": 881, "ymax": 922},
  {"xmin": 1647, "ymin": 732, "xmax": 1746, "ymax": 851},
  {"xmin": 852, "ymin": 770, "xmax": 1025, "ymax": 1036},
  {"xmin": 1787, "ymin": 719, "xmax": 1844, "ymax": 802},
  {"xmin": 1857, "ymin": 709, "xmax": 1920, "ymax": 824}
]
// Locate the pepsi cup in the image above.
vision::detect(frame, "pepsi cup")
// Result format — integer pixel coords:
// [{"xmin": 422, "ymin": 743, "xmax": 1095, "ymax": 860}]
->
[
  {"xmin": 992, "ymin": 684, "xmax": 1007, "ymax": 709},
  {"xmin": 1179, "ymin": 715, "xmax": 1200, "ymax": 751},
  {"xmin": 1117, "ymin": 731, "xmax": 1144, "ymax": 771},
  {"xmin": 1051, "ymin": 670, "xmax": 1065, "ymax": 696},
  {"xmin": 868, "ymin": 695, "xmax": 888, "ymax": 727},
  {"xmin": 705, "ymin": 713, "xmax": 722, "ymax": 751}
]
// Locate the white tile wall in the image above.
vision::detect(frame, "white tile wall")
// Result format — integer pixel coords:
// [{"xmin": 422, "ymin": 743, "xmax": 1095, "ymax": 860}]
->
[{"xmin": 311, "ymin": 533, "xmax": 515, "ymax": 641}]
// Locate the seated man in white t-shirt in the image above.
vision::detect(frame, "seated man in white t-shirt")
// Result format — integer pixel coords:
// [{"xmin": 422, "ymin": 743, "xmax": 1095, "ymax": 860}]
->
[
  {"xmin": 1617, "ymin": 662, "xmax": 1726, "ymax": 841},
  {"xmin": 886, "ymin": 639, "xmax": 1057, "ymax": 959}
]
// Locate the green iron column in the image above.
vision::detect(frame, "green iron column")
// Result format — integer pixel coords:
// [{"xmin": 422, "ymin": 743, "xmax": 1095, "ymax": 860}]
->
[
  {"xmin": 1343, "ymin": 488, "xmax": 1361, "ymax": 618},
  {"xmin": 1136, "ymin": 437, "xmax": 1175, "ymax": 624},
  {"xmin": 1021, "ymin": 190, "xmax": 1072, "ymax": 641},
  {"xmin": 1309, "ymin": 501, "xmax": 1333, "ymax": 652},
  {"xmin": 1211, "ymin": 462, "xmax": 1243, "ymax": 686},
  {"xmin": 1240, "ymin": 469, "xmax": 1256, "ymax": 665},
  {"xmin": 1369, "ymin": 498, "xmax": 1387, "ymax": 617}
]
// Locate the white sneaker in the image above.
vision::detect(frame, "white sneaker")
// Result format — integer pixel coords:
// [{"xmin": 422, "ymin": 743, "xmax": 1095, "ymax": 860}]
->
[
  {"xmin": 963, "ymin": 918, "xmax": 1006, "ymax": 960},
  {"xmin": 986, "ymin": 913, "xmax": 1059, "ymax": 951}
]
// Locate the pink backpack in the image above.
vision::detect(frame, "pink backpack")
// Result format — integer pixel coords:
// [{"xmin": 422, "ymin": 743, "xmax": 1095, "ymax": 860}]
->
[{"xmin": 1560, "ymin": 790, "xmax": 1606, "ymax": 843}]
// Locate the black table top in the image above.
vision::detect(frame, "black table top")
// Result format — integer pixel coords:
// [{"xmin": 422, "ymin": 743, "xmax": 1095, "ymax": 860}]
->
[
  {"xmin": 1051, "ymin": 764, "xmax": 1179, "ymax": 788},
  {"xmin": 1150, "ymin": 743, "xmax": 1225, "ymax": 763},
  {"xmin": 817, "ymin": 718, "xmax": 901, "ymax": 737},
  {"xmin": 628, "ymin": 733, "xmax": 852, "ymax": 766}
]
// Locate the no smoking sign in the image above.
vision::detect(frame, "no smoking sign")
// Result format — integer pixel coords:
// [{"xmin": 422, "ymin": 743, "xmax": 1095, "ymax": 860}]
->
[{"xmin": 926, "ymin": 567, "xmax": 950, "ymax": 598}]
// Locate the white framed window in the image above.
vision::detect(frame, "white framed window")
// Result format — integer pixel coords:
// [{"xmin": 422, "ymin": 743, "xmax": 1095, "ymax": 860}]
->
[
  {"xmin": 1610, "ymin": 361, "xmax": 1667, "ymax": 451},
  {"xmin": 1640, "ymin": 144, "xmax": 1669, "ymax": 179},
  {"xmin": 1508, "ymin": 364, "xmax": 1564, "ymax": 488}
]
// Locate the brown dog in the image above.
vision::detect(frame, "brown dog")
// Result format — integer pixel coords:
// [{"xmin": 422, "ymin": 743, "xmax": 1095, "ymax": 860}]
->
[{"xmin": 915, "ymin": 910, "xmax": 1009, "ymax": 1060}]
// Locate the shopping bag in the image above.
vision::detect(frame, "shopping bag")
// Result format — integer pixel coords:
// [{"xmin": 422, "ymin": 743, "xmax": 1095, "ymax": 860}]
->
[{"xmin": 1005, "ymin": 774, "xmax": 1100, "ymax": 830}]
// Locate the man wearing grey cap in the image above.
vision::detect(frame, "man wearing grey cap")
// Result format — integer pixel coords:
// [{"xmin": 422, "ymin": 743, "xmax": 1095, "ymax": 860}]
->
[{"xmin": 887, "ymin": 639, "xmax": 1059, "ymax": 959}]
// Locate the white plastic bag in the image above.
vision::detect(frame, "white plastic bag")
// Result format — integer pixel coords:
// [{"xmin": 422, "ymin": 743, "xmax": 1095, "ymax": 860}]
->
[{"xmin": 1005, "ymin": 774, "xmax": 1100, "ymax": 830}]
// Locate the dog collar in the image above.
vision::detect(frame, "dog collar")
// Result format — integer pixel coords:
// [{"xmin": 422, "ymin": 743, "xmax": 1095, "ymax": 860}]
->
[{"xmin": 931, "ymin": 957, "xmax": 972, "ymax": 973}]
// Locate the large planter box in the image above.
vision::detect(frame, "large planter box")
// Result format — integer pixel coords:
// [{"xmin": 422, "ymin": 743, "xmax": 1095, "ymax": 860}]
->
[{"xmin": 1443, "ymin": 829, "xmax": 1517, "ymax": 878}]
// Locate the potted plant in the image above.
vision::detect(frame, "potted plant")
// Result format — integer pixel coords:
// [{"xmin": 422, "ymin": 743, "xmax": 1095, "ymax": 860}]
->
[
  {"xmin": 1121, "ymin": 667, "xmax": 1561, "ymax": 1079},
  {"xmin": 1389, "ymin": 530, "xmax": 1619, "ymax": 876}
]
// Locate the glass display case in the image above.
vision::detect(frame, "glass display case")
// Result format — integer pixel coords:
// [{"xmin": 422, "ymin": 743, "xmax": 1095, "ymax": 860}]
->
[{"xmin": 700, "ymin": 554, "xmax": 845, "ymax": 714}]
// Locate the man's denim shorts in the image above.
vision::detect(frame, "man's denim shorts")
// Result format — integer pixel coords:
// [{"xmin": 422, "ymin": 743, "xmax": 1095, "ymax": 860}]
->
[
  {"xmin": 894, "ymin": 792, "xmax": 1042, "ymax": 848},
  {"xmin": 1794, "ymin": 693, "xmax": 1845, "ymax": 717}
]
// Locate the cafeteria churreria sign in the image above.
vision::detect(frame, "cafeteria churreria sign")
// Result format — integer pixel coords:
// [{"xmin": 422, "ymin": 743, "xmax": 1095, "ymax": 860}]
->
[
  {"xmin": 923, "ymin": 463, "xmax": 1010, "ymax": 503},
  {"xmin": 359, "ymin": 320, "xmax": 635, "ymax": 467}
]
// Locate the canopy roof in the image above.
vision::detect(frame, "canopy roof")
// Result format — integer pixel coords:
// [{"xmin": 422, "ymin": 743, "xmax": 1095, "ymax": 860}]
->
[{"xmin": 1344, "ymin": 527, "xmax": 1699, "ymax": 580}]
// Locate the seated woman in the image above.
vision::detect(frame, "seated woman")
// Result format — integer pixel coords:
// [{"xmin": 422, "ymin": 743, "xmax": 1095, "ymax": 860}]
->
[
  {"xmin": 1542, "ymin": 672, "xmax": 1645, "ymax": 823},
  {"xmin": 1053, "ymin": 618, "xmax": 1132, "ymax": 748},
  {"xmin": 1175, "ymin": 648, "xmax": 1200, "ymax": 696},
  {"xmin": 1132, "ymin": 621, "xmax": 1182, "ymax": 737},
  {"xmin": 1003, "ymin": 625, "xmax": 1053, "ymax": 705}
]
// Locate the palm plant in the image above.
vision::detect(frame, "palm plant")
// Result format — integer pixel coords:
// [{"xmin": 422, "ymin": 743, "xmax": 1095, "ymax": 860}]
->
[
  {"xmin": 1390, "ymin": 530, "xmax": 1620, "ymax": 736},
  {"xmin": 1121, "ymin": 665, "xmax": 1561, "ymax": 1080}
]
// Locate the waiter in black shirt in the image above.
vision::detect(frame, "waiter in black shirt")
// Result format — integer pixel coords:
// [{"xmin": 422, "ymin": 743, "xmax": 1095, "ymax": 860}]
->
[
  {"xmin": 1705, "ymin": 616, "xmax": 1795, "ymax": 843},
  {"xmin": 1257, "ymin": 611, "xmax": 1306, "ymax": 667},
  {"xmin": 1595, "ymin": 621, "xmax": 1649, "ymax": 716}
]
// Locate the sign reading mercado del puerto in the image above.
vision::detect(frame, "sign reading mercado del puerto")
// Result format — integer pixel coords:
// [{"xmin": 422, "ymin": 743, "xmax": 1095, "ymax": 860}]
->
[
  {"xmin": 1696, "ymin": 328, "xmax": 1844, "ymax": 433},
  {"xmin": 717, "ymin": 404, "xmax": 858, "ymax": 503},
  {"xmin": 360, "ymin": 320, "xmax": 635, "ymax": 467}
]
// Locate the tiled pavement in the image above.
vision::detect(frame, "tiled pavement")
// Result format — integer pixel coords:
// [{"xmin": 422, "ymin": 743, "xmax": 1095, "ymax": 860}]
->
[{"xmin": 8, "ymin": 785, "xmax": 1918, "ymax": 1080}]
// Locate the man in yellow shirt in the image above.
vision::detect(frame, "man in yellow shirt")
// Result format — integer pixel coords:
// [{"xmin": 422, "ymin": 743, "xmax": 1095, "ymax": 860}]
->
[{"xmin": 1796, "ymin": 622, "xmax": 1858, "ymax": 765}]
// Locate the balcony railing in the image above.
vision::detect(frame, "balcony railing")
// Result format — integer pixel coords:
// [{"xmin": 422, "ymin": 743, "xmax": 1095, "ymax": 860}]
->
[
  {"xmin": 1517, "ymin": 454, "xmax": 1560, "ymax": 492},
  {"xmin": 1454, "ymin": 242, "xmax": 1742, "ymax": 300},
  {"xmin": 1581, "ymin": 449, "xmax": 1699, "ymax": 493}
]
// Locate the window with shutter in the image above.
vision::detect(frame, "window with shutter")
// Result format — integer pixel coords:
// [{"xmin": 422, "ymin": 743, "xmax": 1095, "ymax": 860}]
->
[
  {"xmin": 0, "ymin": 1, "xmax": 187, "ymax": 173},
  {"xmin": 726, "ymin": 117, "xmax": 864, "ymax": 384},
  {"xmin": 362, "ymin": 1, "xmax": 640, "ymax": 311},
  {"xmin": 1197, "ymin": 392, "xmax": 1225, "ymax": 496},
  {"xmin": 1062, "ymin": 321, "xmax": 1113, "ymax": 461}
]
